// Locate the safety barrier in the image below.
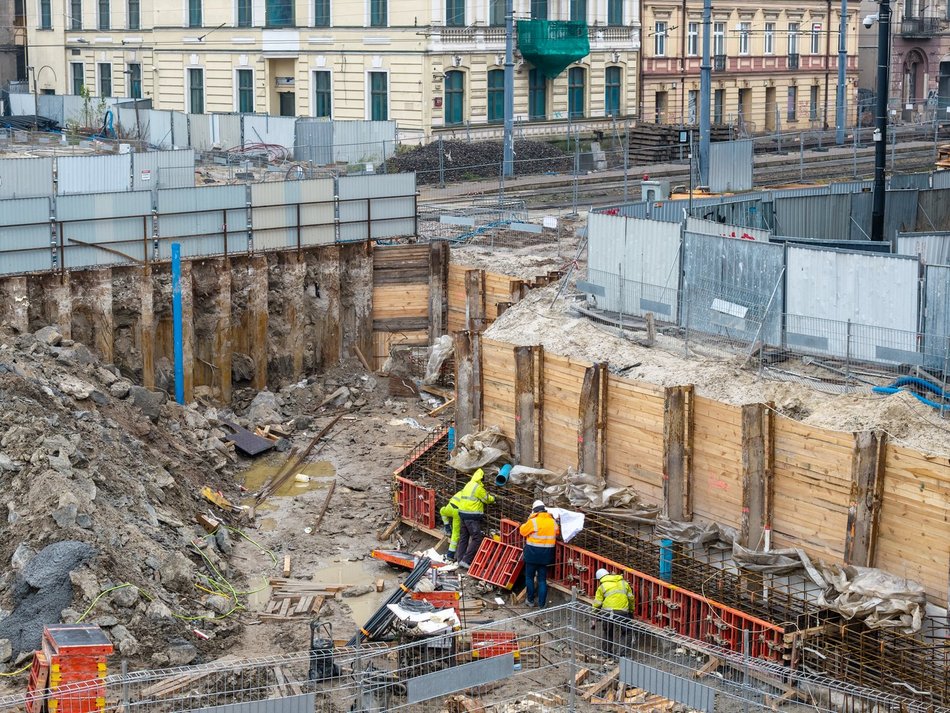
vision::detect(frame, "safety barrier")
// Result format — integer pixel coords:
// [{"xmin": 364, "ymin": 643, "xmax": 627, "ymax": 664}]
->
[
  {"xmin": 467, "ymin": 538, "xmax": 524, "ymax": 590},
  {"xmin": 394, "ymin": 476, "xmax": 437, "ymax": 530}
]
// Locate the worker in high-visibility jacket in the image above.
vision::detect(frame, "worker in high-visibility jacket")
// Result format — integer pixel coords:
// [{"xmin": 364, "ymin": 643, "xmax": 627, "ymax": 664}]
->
[
  {"xmin": 592, "ymin": 568, "xmax": 635, "ymax": 657},
  {"xmin": 454, "ymin": 468, "xmax": 495, "ymax": 568},
  {"xmin": 518, "ymin": 500, "xmax": 560, "ymax": 607},
  {"xmin": 439, "ymin": 489, "xmax": 465, "ymax": 561}
]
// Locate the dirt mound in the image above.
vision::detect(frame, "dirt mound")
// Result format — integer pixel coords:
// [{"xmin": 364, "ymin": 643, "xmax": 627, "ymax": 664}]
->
[{"xmin": 387, "ymin": 139, "xmax": 571, "ymax": 184}]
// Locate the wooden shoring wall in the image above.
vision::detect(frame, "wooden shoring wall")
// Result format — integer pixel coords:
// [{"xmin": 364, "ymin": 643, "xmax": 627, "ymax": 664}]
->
[
  {"xmin": 468, "ymin": 335, "xmax": 950, "ymax": 606},
  {"xmin": 446, "ymin": 263, "xmax": 563, "ymax": 334},
  {"xmin": 371, "ymin": 244, "xmax": 436, "ymax": 369}
]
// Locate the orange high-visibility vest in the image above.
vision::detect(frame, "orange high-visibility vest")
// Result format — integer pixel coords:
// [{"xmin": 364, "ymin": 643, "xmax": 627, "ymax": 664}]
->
[{"xmin": 519, "ymin": 512, "xmax": 559, "ymax": 548}]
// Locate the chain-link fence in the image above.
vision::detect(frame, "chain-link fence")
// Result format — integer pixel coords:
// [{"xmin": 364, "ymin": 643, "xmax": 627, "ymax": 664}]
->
[{"xmin": 5, "ymin": 601, "xmax": 942, "ymax": 713}]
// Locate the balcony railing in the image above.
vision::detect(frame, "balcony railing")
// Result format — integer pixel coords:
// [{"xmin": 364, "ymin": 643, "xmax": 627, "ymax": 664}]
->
[
  {"xmin": 713, "ymin": 54, "xmax": 727, "ymax": 71},
  {"xmin": 901, "ymin": 16, "xmax": 942, "ymax": 37},
  {"xmin": 788, "ymin": 52, "xmax": 799, "ymax": 69}
]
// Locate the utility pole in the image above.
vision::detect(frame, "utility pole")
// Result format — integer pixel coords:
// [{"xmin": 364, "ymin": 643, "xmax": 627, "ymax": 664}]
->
[
  {"xmin": 503, "ymin": 0, "xmax": 515, "ymax": 177},
  {"xmin": 698, "ymin": 0, "xmax": 711, "ymax": 186},
  {"xmin": 871, "ymin": 0, "xmax": 891, "ymax": 242},
  {"xmin": 835, "ymin": 0, "xmax": 848, "ymax": 145},
  {"xmin": 29, "ymin": 65, "xmax": 37, "ymax": 132}
]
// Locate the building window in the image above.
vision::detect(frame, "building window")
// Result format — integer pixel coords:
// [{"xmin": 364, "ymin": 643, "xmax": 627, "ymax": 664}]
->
[
  {"xmin": 713, "ymin": 88, "xmax": 724, "ymax": 123},
  {"xmin": 713, "ymin": 22, "xmax": 725, "ymax": 55},
  {"xmin": 237, "ymin": 0, "xmax": 251, "ymax": 25},
  {"xmin": 128, "ymin": 0, "xmax": 139, "ymax": 28},
  {"xmin": 370, "ymin": 0, "xmax": 386, "ymax": 26},
  {"xmin": 71, "ymin": 62, "xmax": 84, "ymax": 95},
  {"xmin": 764, "ymin": 22, "xmax": 774, "ymax": 54},
  {"xmin": 39, "ymin": 0, "xmax": 51, "ymax": 28},
  {"xmin": 568, "ymin": 67, "xmax": 585, "ymax": 118},
  {"xmin": 98, "ymin": 0, "xmax": 109, "ymax": 29},
  {"xmin": 570, "ymin": 0, "xmax": 585, "ymax": 22},
  {"xmin": 788, "ymin": 23, "xmax": 799, "ymax": 55},
  {"xmin": 687, "ymin": 22, "xmax": 698, "ymax": 56},
  {"xmin": 487, "ymin": 69, "xmax": 504, "ymax": 122},
  {"xmin": 444, "ymin": 70, "xmax": 464, "ymax": 125},
  {"xmin": 189, "ymin": 68, "xmax": 204, "ymax": 114},
  {"xmin": 607, "ymin": 0, "xmax": 622, "ymax": 25},
  {"xmin": 528, "ymin": 68, "xmax": 545, "ymax": 119},
  {"xmin": 605, "ymin": 66, "xmax": 621, "ymax": 115},
  {"xmin": 369, "ymin": 71, "xmax": 387, "ymax": 120},
  {"xmin": 312, "ymin": 70, "xmax": 330, "ymax": 116},
  {"xmin": 314, "ymin": 0, "xmax": 329, "ymax": 26},
  {"xmin": 266, "ymin": 0, "xmax": 293, "ymax": 26},
  {"xmin": 738, "ymin": 22, "xmax": 750, "ymax": 55},
  {"xmin": 71, "ymin": 0, "xmax": 81, "ymax": 29},
  {"xmin": 128, "ymin": 63, "xmax": 141, "ymax": 98},
  {"xmin": 446, "ymin": 0, "xmax": 463, "ymax": 26},
  {"xmin": 687, "ymin": 89, "xmax": 698, "ymax": 123},
  {"xmin": 654, "ymin": 21, "xmax": 667, "ymax": 56},
  {"xmin": 237, "ymin": 69, "xmax": 254, "ymax": 112},
  {"xmin": 787, "ymin": 85, "xmax": 797, "ymax": 121},
  {"xmin": 810, "ymin": 22, "xmax": 821, "ymax": 54},
  {"xmin": 99, "ymin": 62, "xmax": 111, "ymax": 97},
  {"xmin": 489, "ymin": 0, "xmax": 504, "ymax": 25},
  {"xmin": 530, "ymin": 0, "xmax": 547, "ymax": 20},
  {"xmin": 809, "ymin": 84, "xmax": 819, "ymax": 120},
  {"xmin": 189, "ymin": 0, "xmax": 201, "ymax": 27}
]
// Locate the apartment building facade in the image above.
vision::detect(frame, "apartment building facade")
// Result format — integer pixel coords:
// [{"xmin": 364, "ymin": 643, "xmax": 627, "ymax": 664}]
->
[
  {"xmin": 24, "ymin": 0, "xmax": 640, "ymax": 138},
  {"xmin": 892, "ymin": 0, "xmax": 950, "ymax": 118},
  {"xmin": 640, "ymin": 1, "xmax": 859, "ymax": 133}
]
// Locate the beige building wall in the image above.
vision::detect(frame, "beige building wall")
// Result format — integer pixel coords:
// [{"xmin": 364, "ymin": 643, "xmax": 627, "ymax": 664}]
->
[{"xmin": 26, "ymin": 0, "xmax": 640, "ymax": 137}]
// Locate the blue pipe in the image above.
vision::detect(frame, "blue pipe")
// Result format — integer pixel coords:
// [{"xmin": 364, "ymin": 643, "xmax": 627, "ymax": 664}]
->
[
  {"xmin": 872, "ymin": 375, "xmax": 949, "ymax": 410},
  {"xmin": 495, "ymin": 463, "xmax": 513, "ymax": 487},
  {"xmin": 171, "ymin": 243, "xmax": 185, "ymax": 405}
]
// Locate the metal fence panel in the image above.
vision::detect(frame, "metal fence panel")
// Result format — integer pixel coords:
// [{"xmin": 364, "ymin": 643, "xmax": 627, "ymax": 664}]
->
[
  {"xmin": 215, "ymin": 113, "xmax": 243, "ymax": 148},
  {"xmin": 243, "ymin": 115, "xmax": 296, "ymax": 148},
  {"xmin": 196, "ymin": 693, "xmax": 315, "ymax": 713},
  {"xmin": 685, "ymin": 216, "xmax": 770, "ymax": 241},
  {"xmin": 917, "ymin": 188, "xmax": 950, "ymax": 230},
  {"xmin": 849, "ymin": 192, "xmax": 873, "ymax": 240},
  {"xmin": 61, "ymin": 95, "xmax": 88, "ymax": 127},
  {"xmin": 774, "ymin": 195, "xmax": 851, "ymax": 239},
  {"xmin": 250, "ymin": 178, "xmax": 335, "ymax": 250},
  {"xmin": 172, "ymin": 112, "xmax": 189, "ymax": 147},
  {"xmin": 620, "ymin": 659, "xmax": 715, "ymax": 713},
  {"xmin": 0, "ymin": 157, "xmax": 53, "ymax": 198},
  {"xmin": 683, "ymin": 232, "xmax": 785, "ymax": 345},
  {"xmin": 37, "ymin": 95, "xmax": 64, "ymax": 126},
  {"xmin": 924, "ymin": 264, "xmax": 950, "ymax": 369},
  {"xmin": 337, "ymin": 173, "xmax": 416, "ymax": 241},
  {"xmin": 57, "ymin": 154, "xmax": 132, "ymax": 195},
  {"xmin": 294, "ymin": 119, "xmax": 333, "ymax": 165},
  {"xmin": 709, "ymin": 139, "xmax": 753, "ymax": 193},
  {"xmin": 785, "ymin": 246, "xmax": 919, "ymax": 361},
  {"xmin": 829, "ymin": 180, "xmax": 873, "ymax": 194},
  {"xmin": 132, "ymin": 149, "xmax": 196, "ymax": 190},
  {"xmin": 58, "ymin": 192, "xmax": 152, "ymax": 268},
  {"xmin": 406, "ymin": 653, "xmax": 514, "ymax": 704},
  {"xmin": 116, "ymin": 107, "xmax": 139, "ymax": 136},
  {"xmin": 884, "ymin": 188, "xmax": 919, "ymax": 241},
  {"xmin": 8, "ymin": 93, "xmax": 35, "ymax": 115},
  {"xmin": 933, "ymin": 170, "xmax": 950, "ymax": 190},
  {"xmin": 690, "ymin": 197, "xmax": 772, "ymax": 231},
  {"xmin": 0, "ymin": 197, "xmax": 52, "ymax": 275},
  {"xmin": 189, "ymin": 114, "xmax": 214, "ymax": 151},
  {"xmin": 157, "ymin": 185, "xmax": 248, "ymax": 259},
  {"xmin": 890, "ymin": 172, "xmax": 931, "ymax": 190},
  {"xmin": 146, "ymin": 110, "xmax": 173, "ymax": 147},
  {"xmin": 333, "ymin": 120, "xmax": 397, "ymax": 166},
  {"xmin": 896, "ymin": 231, "xmax": 950, "ymax": 265}
]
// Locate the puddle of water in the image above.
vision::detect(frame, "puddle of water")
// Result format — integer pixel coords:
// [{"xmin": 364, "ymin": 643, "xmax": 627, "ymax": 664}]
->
[
  {"xmin": 240, "ymin": 457, "xmax": 336, "ymax": 497},
  {"xmin": 312, "ymin": 561, "xmax": 390, "ymax": 627}
]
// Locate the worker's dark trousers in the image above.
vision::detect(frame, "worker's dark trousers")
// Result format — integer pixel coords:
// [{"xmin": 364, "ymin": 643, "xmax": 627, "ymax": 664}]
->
[
  {"xmin": 601, "ymin": 610, "xmax": 634, "ymax": 658},
  {"xmin": 457, "ymin": 515, "xmax": 484, "ymax": 565}
]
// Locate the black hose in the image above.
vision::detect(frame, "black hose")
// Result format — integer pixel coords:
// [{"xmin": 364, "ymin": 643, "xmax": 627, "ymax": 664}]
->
[{"xmin": 347, "ymin": 556, "xmax": 432, "ymax": 647}]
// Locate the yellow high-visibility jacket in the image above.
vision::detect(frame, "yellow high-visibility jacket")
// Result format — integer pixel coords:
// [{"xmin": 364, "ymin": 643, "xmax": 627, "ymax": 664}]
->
[
  {"xmin": 454, "ymin": 469, "xmax": 494, "ymax": 515},
  {"xmin": 593, "ymin": 574, "xmax": 634, "ymax": 613}
]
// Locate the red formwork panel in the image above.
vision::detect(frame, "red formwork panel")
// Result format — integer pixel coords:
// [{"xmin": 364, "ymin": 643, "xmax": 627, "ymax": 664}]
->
[
  {"xmin": 410, "ymin": 590, "xmax": 462, "ymax": 613},
  {"xmin": 550, "ymin": 542, "xmax": 786, "ymax": 662},
  {"xmin": 393, "ymin": 427, "xmax": 449, "ymax": 478},
  {"xmin": 468, "ymin": 538, "xmax": 525, "ymax": 590},
  {"xmin": 395, "ymin": 476, "xmax": 437, "ymax": 530},
  {"xmin": 471, "ymin": 630, "xmax": 520, "ymax": 663},
  {"xmin": 499, "ymin": 518, "xmax": 525, "ymax": 547}
]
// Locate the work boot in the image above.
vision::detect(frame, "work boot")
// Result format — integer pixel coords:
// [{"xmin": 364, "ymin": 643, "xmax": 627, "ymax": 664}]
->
[
  {"xmin": 459, "ymin": 561, "xmax": 470, "ymax": 569},
  {"xmin": 445, "ymin": 551, "xmax": 456, "ymax": 562},
  {"xmin": 526, "ymin": 598, "xmax": 536, "ymax": 607}
]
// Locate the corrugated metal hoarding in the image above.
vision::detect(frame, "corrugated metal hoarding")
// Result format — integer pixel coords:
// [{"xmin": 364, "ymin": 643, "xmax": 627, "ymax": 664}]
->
[
  {"xmin": 0, "ymin": 157, "xmax": 54, "ymax": 199},
  {"xmin": 0, "ymin": 197, "xmax": 52, "ymax": 275},
  {"xmin": 215, "ymin": 114, "xmax": 242, "ymax": 148},
  {"xmin": 924, "ymin": 264, "xmax": 950, "ymax": 368},
  {"xmin": 895, "ymin": 231, "xmax": 950, "ymax": 265},
  {"xmin": 884, "ymin": 189, "xmax": 918, "ymax": 240},
  {"xmin": 8, "ymin": 94, "xmax": 35, "ymax": 115},
  {"xmin": 57, "ymin": 154, "xmax": 132, "ymax": 195},
  {"xmin": 933, "ymin": 170, "xmax": 950, "ymax": 190},
  {"xmin": 709, "ymin": 139, "xmax": 753, "ymax": 193},
  {"xmin": 132, "ymin": 149, "xmax": 196, "ymax": 190},
  {"xmin": 37, "ymin": 95, "xmax": 64, "ymax": 126},
  {"xmin": 333, "ymin": 120, "xmax": 397, "ymax": 165},
  {"xmin": 337, "ymin": 174, "xmax": 416, "ymax": 241},
  {"xmin": 250, "ymin": 179, "xmax": 335, "ymax": 250},
  {"xmin": 683, "ymin": 233, "xmax": 784, "ymax": 345},
  {"xmin": 157, "ymin": 185, "xmax": 248, "ymax": 259},
  {"xmin": 586, "ymin": 213, "xmax": 681, "ymax": 320},
  {"xmin": 243, "ymin": 115, "xmax": 296, "ymax": 149},
  {"xmin": 685, "ymin": 216, "xmax": 770, "ymax": 242},
  {"xmin": 785, "ymin": 246, "xmax": 919, "ymax": 362},
  {"xmin": 890, "ymin": 172, "xmax": 930, "ymax": 190},
  {"xmin": 146, "ymin": 110, "xmax": 173, "ymax": 147},
  {"xmin": 188, "ymin": 114, "xmax": 214, "ymax": 151},
  {"xmin": 58, "ymin": 192, "xmax": 153, "ymax": 269},
  {"xmin": 774, "ymin": 194, "xmax": 851, "ymax": 240},
  {"xmin": 294, "ymin": 120, "xmax": 333, "ymax": 165},
  {"xmin": 171, "ymin": 112, "xmax": 189, "ymax": 147}
]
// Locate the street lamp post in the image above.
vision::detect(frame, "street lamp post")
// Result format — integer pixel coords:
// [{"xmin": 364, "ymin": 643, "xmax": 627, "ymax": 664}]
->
[
  {"xmin": 870, "ymin": 0, "xmax": 892, "ymax": 242},
  {"xmin": 28, "ymin": 65, "xmax": 37, "ymax": 131}
]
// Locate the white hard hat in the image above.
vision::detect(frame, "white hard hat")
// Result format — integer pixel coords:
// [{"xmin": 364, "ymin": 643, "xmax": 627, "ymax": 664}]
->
[
  {"xmin": 532, "ymin": 500, "xmax": 545, "ymax": 510},
  {"xmin": 595, "ymin": 568, "xmax": 609, "ymax": 580}
]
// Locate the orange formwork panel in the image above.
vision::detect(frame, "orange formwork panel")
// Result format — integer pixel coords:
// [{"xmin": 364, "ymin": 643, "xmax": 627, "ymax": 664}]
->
[
  {"xmin": 394, "ymin": 476, "xmax": 437, "ymax": 530},
  {"xmin": 499, "ymin": 518, "xmax": 525, "ymax": 547},
  {"xmin": 467, "ymin": 538, "xmax": 524, "ymax": 590},
  {"xmin": 27, "ymin": 625, "xmax": 113, "ymax": 713},
  {"xmin": 471, "ymin": 630, "xmax": 520, "ymax": 664},
  {"xmin": 410, "ymin": 590, "xmax": 462, "ymax": 613}
]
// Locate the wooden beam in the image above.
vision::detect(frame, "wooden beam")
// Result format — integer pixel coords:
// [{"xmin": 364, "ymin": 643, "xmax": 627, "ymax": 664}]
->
[
  {"xmin": 662, "ymin": 385, "xmax": 693, "ymax": 521},
  {"xmin": 213, "ymin": 259, "xmax": 233, "ymax": 403},
  {"xmin": 179, "ymin": 260, "xmax": 195, "ymax": 402},
  {"xmin": 844, "ymin": 430, "xmax": 887, "ymax": 567},
  {"xmin": 454, "ymin": 331, "xmax": 482, "ymax": 438},
  {"xmin": 740, "ymin": 403, "xmax": 773, "ymax": 549},
  {"xmin": 514, "ymin": 345, "xmax": 537, "ymax": 466},
  {"xmin": 340, "ymin": 242, "xmax": 373, "ymax": 372},
  {"xmin": 597, "ymin": 362, "xmax": 608, "ymax": 480},
  {"xmin": 0, "ymin": 276, "xmax": 30, "ymax": 333},
  {"xmin": 248, "ymin": 255, "xmax": 269, "ymax": 390},
  {"xmin": 428, "ymin": 240, "xmax": 449, "ymax": 341},
  {"xmin": 464, "ymin": 269, "xmax": 486, "ymax": 332},
  {"xmin": 140, "ymin": 266, "xmax": 155, "ymax": 390},
  {"xmin": 578, "ymin": 363, "xmax": 606, "ymax": 476},
  {"xmin": 54, "ymin": 273, "xmax": 72, "ymax": 340}
]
